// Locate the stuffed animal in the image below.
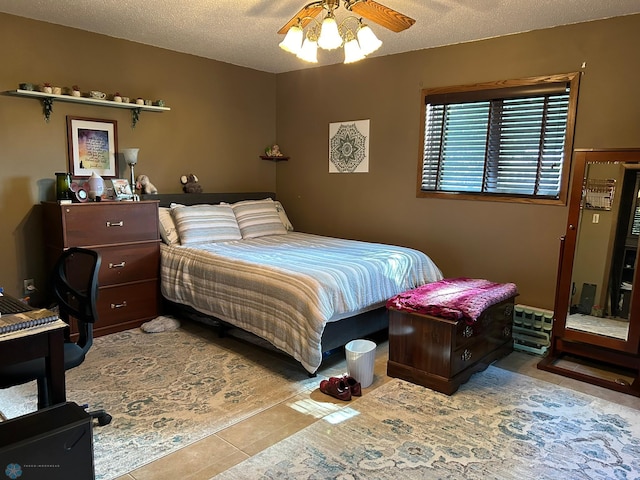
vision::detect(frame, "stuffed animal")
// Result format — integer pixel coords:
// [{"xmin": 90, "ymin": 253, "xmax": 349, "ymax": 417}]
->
[
  {"xmin": 181, "ymin": 173, "xmax": 202, "ymax": 193},
  {"xmin": 136, "ymin": 174, "xmax": 158, "ymax": 195}
]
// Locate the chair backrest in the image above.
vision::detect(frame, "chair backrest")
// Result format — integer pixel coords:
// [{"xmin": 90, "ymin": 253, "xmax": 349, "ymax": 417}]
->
[{"xmin": 51, "ymin": 247, "xmax": 101, "ymax": 350}]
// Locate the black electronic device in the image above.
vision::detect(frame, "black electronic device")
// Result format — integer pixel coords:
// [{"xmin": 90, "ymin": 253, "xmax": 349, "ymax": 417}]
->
[{"xmin": 0, "ymin": 402, "xmax": 94, "ymax": 480}]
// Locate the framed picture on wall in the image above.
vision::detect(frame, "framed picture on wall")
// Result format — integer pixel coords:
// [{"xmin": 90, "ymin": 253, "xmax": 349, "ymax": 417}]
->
[{"xmin": 67, "ymin": 116, "xmax": 119, "ymax": 178}]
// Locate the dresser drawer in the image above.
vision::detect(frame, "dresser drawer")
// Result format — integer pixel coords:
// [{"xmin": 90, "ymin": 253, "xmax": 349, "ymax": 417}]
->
[
  {"xmin": 96, "ymin": 280, "xmax": 159, "ymax": 327},
  {"xmin": 95, "ymin": 243, "xmax": 159, "ymax": 286},
  {"xmin": 60, "ymin": 202, "xmax": 159, "ymax": 246}
]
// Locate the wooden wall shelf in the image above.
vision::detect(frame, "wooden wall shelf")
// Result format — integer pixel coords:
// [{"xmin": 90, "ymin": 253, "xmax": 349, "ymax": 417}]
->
[
  {"xmin": 4, "ymin": 89, "xmax": 170, "ymax": 127},
  {"xmin": 260, "ymin": 156, "xmax": 289, "ymax": 162}
]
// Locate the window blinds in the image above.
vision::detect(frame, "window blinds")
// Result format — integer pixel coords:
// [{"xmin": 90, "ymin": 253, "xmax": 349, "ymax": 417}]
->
[{"xmin": 420, "ymin": 85, "xmax": 570, "ymax": 199}]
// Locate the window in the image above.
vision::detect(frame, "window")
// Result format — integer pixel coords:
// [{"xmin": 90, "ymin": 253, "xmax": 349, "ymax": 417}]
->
[{"xmin": 417, "ymin": 73, "xmax": 580, "ymax": 204}]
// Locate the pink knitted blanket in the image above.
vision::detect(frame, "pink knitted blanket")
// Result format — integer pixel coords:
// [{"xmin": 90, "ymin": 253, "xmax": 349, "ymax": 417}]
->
[{"xmin": 386, "ymin": 277, "xmax": 518, "ymax": 323}]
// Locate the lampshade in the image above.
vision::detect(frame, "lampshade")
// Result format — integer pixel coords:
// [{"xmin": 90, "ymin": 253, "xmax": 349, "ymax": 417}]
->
[
  {"xmin": 279, "ymin": 7, "xmax": 386, "ymax": 65},
  {"xmin": 356, "ymin": 24, "xmax": 382, "ymax": 56},
  {"xmin": 122, "ymin": 148, "xmax": 139, "ymax": 166},
  {"xmin": 317, "ymin": 15, "xmax": 342, "ymax": 50},
  {"xmin": 279, "ymin": 23, "xmax": 303, "ymax": 54},
  {"xmin": 297, "ymin": 37, "xmax": 318, "ymax": 63},
  {"xmin": 343, "ymin": 36, "xmax": 365, "ymax": 64}
]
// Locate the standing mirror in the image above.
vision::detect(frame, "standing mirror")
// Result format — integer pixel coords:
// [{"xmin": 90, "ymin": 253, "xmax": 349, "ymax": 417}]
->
[{"xmin": 539, "ymin": 149, "xmax": 640, "ymax": 397}]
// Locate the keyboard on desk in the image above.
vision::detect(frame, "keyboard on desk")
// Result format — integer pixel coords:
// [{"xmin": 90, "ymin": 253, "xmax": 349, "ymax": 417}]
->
[{"xmin": 0, "ymin": 294, "xmax": 33, "ymax": 314}]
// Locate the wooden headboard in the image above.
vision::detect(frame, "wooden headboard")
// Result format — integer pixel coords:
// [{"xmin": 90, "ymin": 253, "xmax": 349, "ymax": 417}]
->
[{"xmin": 141, "ymin": 192, "xmax": 276, "ymax": 207}]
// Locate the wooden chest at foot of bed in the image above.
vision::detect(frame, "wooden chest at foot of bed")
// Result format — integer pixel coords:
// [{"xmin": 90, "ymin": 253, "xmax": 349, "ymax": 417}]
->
[{"xmin": 387, "ymin": 296, "xmax": 515, "ymax": 395}]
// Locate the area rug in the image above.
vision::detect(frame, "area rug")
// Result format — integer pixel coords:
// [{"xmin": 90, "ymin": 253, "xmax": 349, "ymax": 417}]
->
[
  {"xmin": 214, "ymin": 366, "xmax": 640, "ymax": 479},
  {"xmin": 0, "ymin": 324, "xmax": 321, "ymax": 480}
]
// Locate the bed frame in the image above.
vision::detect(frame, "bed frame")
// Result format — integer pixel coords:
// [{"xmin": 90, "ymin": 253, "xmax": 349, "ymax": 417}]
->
[{"xmin": 142, "ymin": 192, "xmax": 389, "ymax": 373}]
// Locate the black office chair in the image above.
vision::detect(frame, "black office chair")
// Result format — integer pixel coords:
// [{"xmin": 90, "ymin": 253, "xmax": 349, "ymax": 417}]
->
[{"xmin": 0, "ymin": 247, "xmax": 112, "ymax": 426}]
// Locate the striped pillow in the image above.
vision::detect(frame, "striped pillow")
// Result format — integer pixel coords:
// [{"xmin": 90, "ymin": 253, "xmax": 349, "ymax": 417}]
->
[
  {"xmin": 171, "ymin": 204, "xmax": 241, "ymax": 245},
  {"xmin": 231, "ymin": 198, "xmax": 288, "ymax": 239},
  {"xmin": 158, "ymin": 207, "xmax": 181, "ymax": 245}
]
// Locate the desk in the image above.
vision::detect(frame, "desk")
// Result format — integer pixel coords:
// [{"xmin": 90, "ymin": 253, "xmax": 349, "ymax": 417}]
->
[{"xmin": 0, "ymin": 320, "xmax": 67, "ymax": 408}]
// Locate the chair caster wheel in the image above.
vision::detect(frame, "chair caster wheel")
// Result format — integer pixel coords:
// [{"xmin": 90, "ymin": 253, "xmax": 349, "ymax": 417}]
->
[{"xmin": 97, "ymin": 413, "xmax": 112, "ymax": 426}]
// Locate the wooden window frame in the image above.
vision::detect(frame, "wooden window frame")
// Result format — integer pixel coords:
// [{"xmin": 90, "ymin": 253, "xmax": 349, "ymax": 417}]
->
[{"xmin": 416, "ymin": 73, "xmax": 581, "ymax": 205}]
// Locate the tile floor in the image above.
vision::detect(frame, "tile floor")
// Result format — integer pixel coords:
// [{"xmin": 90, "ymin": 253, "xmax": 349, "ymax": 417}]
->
[{"xmin": 114, "ymin": 339, "xmax": 640, "ymax": 480}]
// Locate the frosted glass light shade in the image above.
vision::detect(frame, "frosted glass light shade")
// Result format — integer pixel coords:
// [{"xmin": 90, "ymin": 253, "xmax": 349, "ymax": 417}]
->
[
  {"xmin": 318, "ymin": 16, "xmax": 342, "ymax": 50},
  {"xmin": 297, "ymin": 38, "xmax": 318, "ymax": 63},
  {"xmin": 279, "ymin": 24, "xmax": 303, "ymax": 54},
  {"xmin": 122, "ymin": 148, "xmax": 139, "ymax": 166},
  {"xmin": 343, "ymin": 37, "xmax": 365, "ymax": 63},
  {"xmin": 356, "ymin": 25, "xmax": 382, "ymax": 56}
]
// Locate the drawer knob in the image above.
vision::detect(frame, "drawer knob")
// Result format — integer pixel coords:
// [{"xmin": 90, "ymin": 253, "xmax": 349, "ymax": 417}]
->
[
  {"xmin": 463, "ymin": 325, "xmax": 474, "ymax": 338},
  {"xmin": 106, "ymin": 221, "xmax": 124, "ymax": 227},
  {"xmin": 109, "ymin": 261, "xmax": 126, "ymax": 269},
  {"xmin": 461, "ymin": 349, "xmax": 472, "ymax": 362},
  {"xmin": 503, "ymin": 325, "xmax": 512, "ymax": 338},
  {"xmin": 110, "ymin": 301, "xmax": 128, "ymax": 309}
]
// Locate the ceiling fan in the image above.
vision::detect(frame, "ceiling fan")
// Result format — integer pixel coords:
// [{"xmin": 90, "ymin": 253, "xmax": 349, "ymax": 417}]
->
[
  {"xmin": 278, "ymin": 0, "xmax": 415, "ymax": 35},
  {"xmin": 277, "ymin": 0, "xmax": 416, "ymax": 63}
]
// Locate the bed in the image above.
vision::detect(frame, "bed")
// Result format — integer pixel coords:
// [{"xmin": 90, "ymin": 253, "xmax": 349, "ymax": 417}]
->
[{"xmin": 143, "ymin": 192, "xmax": 443, "ymax": 374}]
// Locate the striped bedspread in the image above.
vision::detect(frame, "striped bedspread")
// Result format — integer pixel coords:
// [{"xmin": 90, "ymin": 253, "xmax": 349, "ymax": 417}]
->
[{"xmin": 160, "ymin": 232, "xmax": 443, "ymax": 373}]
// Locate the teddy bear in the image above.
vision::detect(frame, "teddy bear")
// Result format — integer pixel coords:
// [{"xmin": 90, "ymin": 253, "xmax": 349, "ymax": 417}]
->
[
  {"xmin": 136, "ymin": 174, "xmax": 158, "ymax": 195},
  {"xmin": 180, "ymin": 173, "xmax": 202, "ymax": 193}
]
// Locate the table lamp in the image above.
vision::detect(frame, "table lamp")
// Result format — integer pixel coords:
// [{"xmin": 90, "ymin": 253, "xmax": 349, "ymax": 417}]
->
[{"xmin": 121, "ymin": 148, "xmax": 139, "ymax": 200}]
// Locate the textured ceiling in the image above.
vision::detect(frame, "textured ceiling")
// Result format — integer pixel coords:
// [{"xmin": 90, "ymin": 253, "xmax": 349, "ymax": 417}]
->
[{"xmin": 1, "ymin": 0, "xmax": 640, "ymax": 73}]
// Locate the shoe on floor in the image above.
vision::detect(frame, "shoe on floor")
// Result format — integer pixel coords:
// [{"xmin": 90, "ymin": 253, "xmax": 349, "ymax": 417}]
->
[
  {"xmin": 319, "ymin": 377, "xmax": 351, "ymax": 401},
  {"xmin": 343, "ymin": 376, "xmax": 361, "ymax": 396}
]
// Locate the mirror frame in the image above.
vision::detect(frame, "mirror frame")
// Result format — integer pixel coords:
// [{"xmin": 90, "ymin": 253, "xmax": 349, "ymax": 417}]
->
[{"xmin": 553, "ymin": 149, "xmax": 640, "ymax": 354}]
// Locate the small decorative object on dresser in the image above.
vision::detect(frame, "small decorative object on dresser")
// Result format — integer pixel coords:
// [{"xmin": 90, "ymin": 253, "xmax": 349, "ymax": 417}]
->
[
  {"xmin": 86, "ymin": 171, "xmax": 105, "ymax": 200},
  {"xmin": 110, "ymin": 178, "xmax": 133, "ymax": 200},
  {"xmin": 136, "ymin": 174, "xmax": 158, "ymax": 195},
  {"xmin": 386, "ymin": 278, "xmax": 518, "ymax": 394}
]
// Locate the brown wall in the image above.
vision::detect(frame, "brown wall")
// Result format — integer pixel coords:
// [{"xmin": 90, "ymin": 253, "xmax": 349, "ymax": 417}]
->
[
  {"xmin": 1, "ymin": 12, "xmax": 639, "ymax": 312},
  {"xmin": 0, "ymin": 13, "xmax": 277, "ymax": 299},
  {"xmin": 275, "ymin": 14, "xmax": 640, "ymax": 310}
]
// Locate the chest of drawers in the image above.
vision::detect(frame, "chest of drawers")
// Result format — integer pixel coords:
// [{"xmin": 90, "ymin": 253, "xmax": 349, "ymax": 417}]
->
[
  {"xmin": 387, "ymin": 296, "xmax": 515, "ymax": 394},
  {"xmin": 42, "ymin": 201, "xmax": 160, "ymax": 338}
]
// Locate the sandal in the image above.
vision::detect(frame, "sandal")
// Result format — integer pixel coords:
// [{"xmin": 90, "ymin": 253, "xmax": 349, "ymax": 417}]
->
[
  {"xmin": 319, "ymin": 377, "xmax": 351, "ymax": 401},
  {"xmin": 343, "ymin": 376, "xmax": 361, "ymax": 396}
]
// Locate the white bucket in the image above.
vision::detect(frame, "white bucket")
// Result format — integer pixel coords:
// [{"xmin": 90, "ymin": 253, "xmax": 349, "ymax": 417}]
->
[{"xmin": 345, "ymin": 339, "xmax": 377, "ymax": 388}]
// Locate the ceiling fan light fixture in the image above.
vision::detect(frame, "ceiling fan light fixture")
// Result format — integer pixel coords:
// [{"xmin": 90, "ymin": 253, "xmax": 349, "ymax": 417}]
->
[
  {"xmin": 317, "ymin": 14, "xmax": 343, "ymax": 50},
  {"xmin": 279, "ymin": 23, "xmax": 304, "ymax": 54},
  {"xmin": 356, "ymin": 24, "xmax": 382, "ymax": 56},
  {"xmin": 278, "ymin": 0, "xmax": 414, "ymax": 65},
  {"xmin": 297, "ymin": 36, "xmax": 319, "ymax": 63},
  {"xmin": 343, "ymin": 35, "xmax": 365, "ymax": 64}
]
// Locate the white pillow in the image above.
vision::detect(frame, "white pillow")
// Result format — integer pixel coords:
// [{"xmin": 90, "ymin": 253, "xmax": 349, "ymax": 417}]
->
[
  {"xmin": 158, "ymin": 207, "xmax": 180, "ymax": 245},
  {"xmin": 274, "ymin": 200, "xmax": 294, "ymax": 232},
  {"xmin": 171, "ymin": 204, "xmax": 242, "ymax": 245},
  {"xmin": 231, "ymin": 198, "xmax": 288, "ymax": 239}
]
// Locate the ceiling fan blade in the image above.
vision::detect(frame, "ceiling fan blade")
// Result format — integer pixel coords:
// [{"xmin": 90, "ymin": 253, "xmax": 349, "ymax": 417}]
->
[
  {"xmin": 277, "ymin": 3, "xmax": 325, "ymax": 34},
  {"xmin": 349, "ymin": 0, "xmax": 416, "ymax": 32}
]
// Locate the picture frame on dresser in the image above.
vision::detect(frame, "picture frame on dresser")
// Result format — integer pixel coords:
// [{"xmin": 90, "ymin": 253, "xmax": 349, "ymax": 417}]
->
[
  {"xmin": 67, "ymin": 116, "xmax": 119, "ymax": 178},
  {"xmin": 110, "ymin": 179, "xmax": 133, "ymax": 200}
]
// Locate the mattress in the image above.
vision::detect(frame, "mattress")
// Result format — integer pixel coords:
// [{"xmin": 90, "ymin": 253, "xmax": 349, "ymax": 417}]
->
[{"xmin": 160, "ymin": 232, "xmax": 443, "ymax": 373}]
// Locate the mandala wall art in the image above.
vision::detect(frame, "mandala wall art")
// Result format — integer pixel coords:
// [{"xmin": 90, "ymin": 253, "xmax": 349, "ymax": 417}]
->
[{"xmin": 328, "ymin": 119, "xmax": 370, "ymax": 173}]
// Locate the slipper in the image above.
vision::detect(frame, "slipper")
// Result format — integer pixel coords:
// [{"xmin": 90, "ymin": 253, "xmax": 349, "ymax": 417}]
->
[{"xmin": 319, "ymin": 377, "xmax": 351, "ymax": 401}]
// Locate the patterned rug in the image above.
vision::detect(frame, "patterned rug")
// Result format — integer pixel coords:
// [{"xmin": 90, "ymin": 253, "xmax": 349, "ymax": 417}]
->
[
  {"xmin": 0, "ymin": 323, "xmax": 321, "ymax": 480},
  {"xmin": 214, "ymin": 366, "xmax": 640, "ymax": 480}
]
